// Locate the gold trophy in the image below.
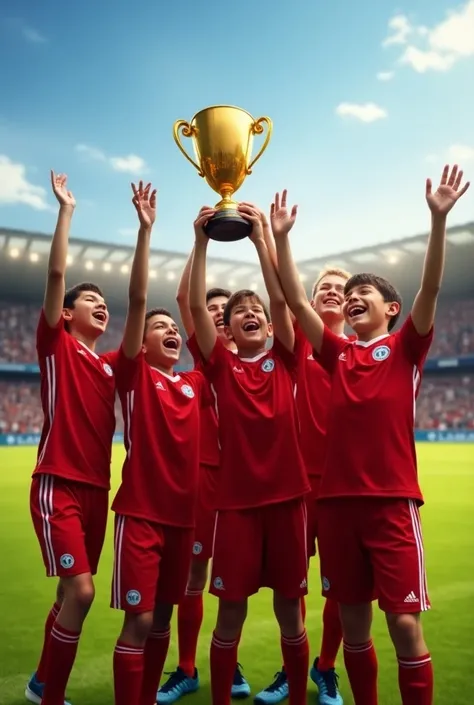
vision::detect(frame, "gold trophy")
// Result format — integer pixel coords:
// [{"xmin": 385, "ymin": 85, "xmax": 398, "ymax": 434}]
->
[{"xmin": 173, "ymin": 105, "xmax": 272, "ymax": 242}]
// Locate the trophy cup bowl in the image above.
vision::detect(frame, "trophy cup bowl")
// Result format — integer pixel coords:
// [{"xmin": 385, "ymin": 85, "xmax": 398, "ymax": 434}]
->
[{"xmin": 173, "ymin": 105, "xmax": 272, "ymax": 242}]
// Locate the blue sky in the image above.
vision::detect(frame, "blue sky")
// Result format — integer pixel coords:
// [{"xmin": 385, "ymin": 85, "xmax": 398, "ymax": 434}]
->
[{"xmin": 0, "ymin": 0, "xmax": 473, "ymax": 262}]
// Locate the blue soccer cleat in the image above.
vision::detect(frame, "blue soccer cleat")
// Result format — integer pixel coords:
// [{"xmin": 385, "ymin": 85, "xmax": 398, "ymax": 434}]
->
[
  {"xmin": 254, "ymin": 669, "xmax": 289, "ymax": 704},
  {"xmin": 231, "ymin": 663, "xmax": 251, "ymax": 699},
  {"xmin": 25, "ymin": 673, "xmax": 72, "ymax": 705},
  {"xmin": 310, "ymin": 658, "xmax": 343, "ymax": 705},
  {"xmin": 157, "ymin": 667, "xmax": 200, "ymax": 704}
]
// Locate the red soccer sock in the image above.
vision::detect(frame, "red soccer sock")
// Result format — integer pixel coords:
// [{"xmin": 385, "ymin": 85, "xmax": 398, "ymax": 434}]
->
[
  {"xmin": 300, "ymin": 595, "xmax": 306, "ymax": 623},
  {"xmin": 178, "ymin": 590, "xmax": 204, "ymax": 676},
  {"xmin": 36, "ymin": 601, "xmax": 61, "ymax": 682},
  {"xmin": 318, "ymin": 598, "xmax": 343, "ymax": 671},
  {"xmin": 343, "ymin": 640, "xmax": 378, "ymax": 705},
  {"xmin": 398, "ymin": 654, "xmax": 433, "ymax": 705},
  {"xmin": 210, "ymin": 631, "xmax": 239, "ymax": 705},
  {"xmin": 281, "ymin": 631, "xmax": 309, "ymax": 705},
  {"xmin": 113, "ymin": 640, "xmax": 144, "ymax": 705},
  {"xmin": 141, "ymin": 628, "xmax": 171, "ymax": 705},
  {"xmin": 41, "ymin": 623, "xmax": 80, "ymax": 705}
]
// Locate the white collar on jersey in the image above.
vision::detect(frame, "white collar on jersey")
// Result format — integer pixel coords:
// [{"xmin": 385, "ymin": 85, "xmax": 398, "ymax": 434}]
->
[
  {"xmin": 77, "ymin": 339, "xmax": 99, "ymax": 359},
  {"xmin": 354, "ymin": 333, "xmax": 390, "ymax": 347},
  {"xmin": 150, "ymin": 367, "xmax": 181, "ymax": 383}
]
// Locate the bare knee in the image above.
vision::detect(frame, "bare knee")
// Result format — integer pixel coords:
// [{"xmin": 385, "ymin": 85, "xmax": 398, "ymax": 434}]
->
[
  {"xmin": 273, "ymin": 592, "xmax": 303, "ymax": 638},
  {"xmin": 216, "ymin": 599, "xmax": 247, "ymax": 640},
  {"xmin": 120, "ymin": 611, "xmax": 154, "ymax": 646},
  {"xmin": 187, "ymin": 560, "xmax": 208, "ymax": 592},
  {"xmin": 62, "ymin": 573, "xmax": 95, "ymax": 613},
  {"xmin": 386, "ymin": 612, "xmax": 427, "ymax": 657},
  {"xmin": 339, "ymin": 602, "xmax": 373, "ymax": 644},
  {"xmin": 153, "ymin": 602, "xmax": 174, "ymax": 631}
]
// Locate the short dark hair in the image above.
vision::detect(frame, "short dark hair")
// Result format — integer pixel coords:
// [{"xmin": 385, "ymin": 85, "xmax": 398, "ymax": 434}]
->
[
  {"xmin": 223, "ymin": 289, "xmax": 270, "ymax": 326},
  {"xmin": 144, "ymin": 307, "xmax": 173, "ymax": 336},
  {"xmin": 206, "ymin": 287, "xmax": 231, "ymax": 304},
  {"xmin": 344, "ymin": 273, "xmax": 402, "ymax": 331},
  {"xmin": 63, "ymin": 282, "xmax": 104, "ymax": 309}
]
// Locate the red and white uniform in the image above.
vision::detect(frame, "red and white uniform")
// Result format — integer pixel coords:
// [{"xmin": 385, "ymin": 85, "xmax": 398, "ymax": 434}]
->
[
  {"xmin": 316, "ymin": 315, "xmax": 433, "ymax": 613},
  {"xmin": 30, "ymin": 310, "xmax": 117, "ymax": 577},
  {"xmin": 192, "ymin": 400, "xmax": 219, "ymax": 562},
  {"xmin": 189, "ymin": 334, "xmax": 310, "ymax": 601},
  {"xmin": 111, "ymin": 348, "xmax": 207, "ymax": 612}
]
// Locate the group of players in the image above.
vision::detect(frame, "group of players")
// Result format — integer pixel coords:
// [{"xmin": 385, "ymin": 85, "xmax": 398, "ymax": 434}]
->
[{"xmin": 25, "ymin": 164, "xmax": 469, "ymax": 705}]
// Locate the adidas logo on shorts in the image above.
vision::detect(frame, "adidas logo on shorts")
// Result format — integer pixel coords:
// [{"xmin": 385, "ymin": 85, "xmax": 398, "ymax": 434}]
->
[{"xmin": 403, "ymin": 591, "xmax": 419, "ymax": 603}]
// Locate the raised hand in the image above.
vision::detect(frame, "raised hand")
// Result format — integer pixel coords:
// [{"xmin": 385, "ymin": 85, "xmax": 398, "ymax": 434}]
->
[
  {"xmin": 131, "ymin": 181, "xmax": 157, "ymax": 229},
  {"xmin": 237, "ymin": 202, "xmax": 264, "ymax": 243},
  {"xmin": 50, "ymin": 171, "xmax": 76, "ymax": 208},
  {"xmin": 270, "ymin": 190, "xmax": 298, "ymax": 238},
  {"xmin": 426, "ymin": 165, "xmax": 470, "ymax": 217},
  {"xmin": 193, "ymin": 206, "xmax": 216, "ymax": 244}
]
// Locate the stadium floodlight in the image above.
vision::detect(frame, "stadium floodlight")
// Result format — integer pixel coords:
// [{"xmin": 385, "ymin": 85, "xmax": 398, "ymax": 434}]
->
[
  {"xmin": 85, "ymin": 261, "xmax": 94, "ymax": 270},
  {"xmin": 103, "ymin": 263, "xmax": 112, "ymax": 272},
  {"xmin": 9, "ymin": 248, "xmax": 20, "ymax": 258},
  {"xmin": 120, "ymin": 264, "xmax": 129, "ymax": 274},
  {"xmin": 166, "ymin": 271, "xmax": 176, "ymax": 281},
  {"xmin": 29, "ymin": 253, "xmax": 39, "ymax": 263}
]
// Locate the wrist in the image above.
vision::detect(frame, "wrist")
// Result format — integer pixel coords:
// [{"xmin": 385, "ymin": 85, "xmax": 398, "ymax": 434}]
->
[
  {"xmin": 431, "ymin": 212, "xmax": 447, "ymax": 224},
  {"xmin": 195, "ymin": 237, "xmax": 208, "ymax": 250},
  {"xmin": 59, "ymin": 204, "xmax": 74, "ymax": 214},
  {"xmin": 139, "ymin": 224, "xmax": 152, "ymax": 236}
]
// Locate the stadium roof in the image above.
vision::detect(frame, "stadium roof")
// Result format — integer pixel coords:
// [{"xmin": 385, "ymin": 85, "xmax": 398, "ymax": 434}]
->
[{"xmin": 0, "ymin": 222, "xmax": 473, "ymax": 310}]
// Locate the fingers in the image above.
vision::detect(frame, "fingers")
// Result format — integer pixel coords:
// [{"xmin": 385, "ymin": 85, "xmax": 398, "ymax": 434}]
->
[
  {"xmin": 50, "ymin": 170, "xmax": 55, "ymax": 187},
  {"xmin": 291, "ymin": 204, "xmax": 298, "ymax": 218},
  {"xmin": 237, "ymin": 204, "xmax": 260, "ymax": 223},
  {"xmin": 425, "ymin": 178, "xmax": 432, "ymax": 198},
  {"xmin": 447, "ymin": 164, "xmax": 458, "ymax": 187},
  {"xmin": 453, "ymin": 169, "xmax": 463, "ymax": 191},
  {"xmin": 456, "ymin": 181, "xmax": 470, "ymax": 199},
  {"xmin": 150, "ymin": 189, "xmax": 157, "ymax": 207},
  {"xmin": 195, "ymin": 208, "xmax": 216, "ymax": 228},
  {"xmin": 440, "ymin": 164, "xmax": 449, "ymax": 186}
]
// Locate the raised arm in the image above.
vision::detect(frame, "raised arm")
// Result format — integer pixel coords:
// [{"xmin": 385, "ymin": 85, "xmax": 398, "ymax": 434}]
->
[
  {"xmin": 412, "ymin": 164, "xmax": 470, "ymax": 336},
  {"xmin": 238, "ymin": 203, "xmax": 294, "ymax": 352},
  {"xmin": 188, "ymin": 207, "xmax": 217, "ymax": 361},
  {"xmin": 176, "ymin": 247, "xmax": 195, "ymax": 338},
  {"xmin": 43, "ymin": 171, "xmax": 76, "ymax": 327},
  {"xmin": 272, "ymin": 190, "xmax": 325, "ymax": 354},
  {"xmin": 122, "ymin": 181, "xmax": 157, "ymax": 359}
]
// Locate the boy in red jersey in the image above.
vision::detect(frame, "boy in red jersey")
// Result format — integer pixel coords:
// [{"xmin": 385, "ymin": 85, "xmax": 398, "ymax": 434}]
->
[
  {"xmin": 111, "ymin": 182, "xmax": 208, "ymax": 705},
  {"xmin": 274, "ymin": 166, "xmax": 470, "ymax": 705},
  {"xmin": 157, "ymin": 246, "xmax": 250, "ymax": 703},
  {"xmin": 27, "ymin": 172, "xmax": 118, "ymax": 705},
  {"xmin": 189, "ymin": 203, "xmax": 310, "ymax": 705},
  {"xmin": 256, "ymin": 265, "xmax": 350, "ymax": 705}
]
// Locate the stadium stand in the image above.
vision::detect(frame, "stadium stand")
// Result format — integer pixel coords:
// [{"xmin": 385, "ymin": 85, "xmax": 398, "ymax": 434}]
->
[{"xmin": 1, "ymin": 223, "xmax": 473, "ymax": 441}]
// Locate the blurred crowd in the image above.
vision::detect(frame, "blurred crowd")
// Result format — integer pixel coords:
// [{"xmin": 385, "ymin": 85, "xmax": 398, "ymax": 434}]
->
[{"xmin": 0, "ymin": 298, "xmax": 474, "ymax": 434}]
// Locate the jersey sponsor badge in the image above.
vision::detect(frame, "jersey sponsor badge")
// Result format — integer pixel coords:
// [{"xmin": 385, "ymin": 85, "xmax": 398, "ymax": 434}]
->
[
  {"xmin": 102, "ymin": 363, "xmax": 114, "ymax": 376},
  {"xmin": 372, "ymin": 345, "xmax": 391, "ymax": 362},
  {"xmin": 126, "ymin": 589, "xmax": 142, "ymax": 606},
  {"xmin": 261, "ymin": 358, "xmax": 275, "ymax": 373},
  {"xmin": 59, "ymin": 553, "xmax": 75, "ymax": 569},
  {"xmin": 193, "ymin": 541, "xmax": 203, "ymax": 555},
  {"xmin": 181, "ymin": 384, "xmax": 195, "ymax": 398}
]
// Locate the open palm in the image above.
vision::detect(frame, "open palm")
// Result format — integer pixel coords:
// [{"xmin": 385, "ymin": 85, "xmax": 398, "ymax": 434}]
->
[
  {"xmin": 270, "ymin": 190, "xmax": 298, "ymax": 237},
  {"xmin": 50, "ymin": 171, "xmax": 76, "ymax": 208},
  {"xmin": 132, "ymin": 181, "xmax": 157, "ymax": 228},
  {"xmin": 426, "ymin": 164, "xmax": 470, "ymax": 216}
]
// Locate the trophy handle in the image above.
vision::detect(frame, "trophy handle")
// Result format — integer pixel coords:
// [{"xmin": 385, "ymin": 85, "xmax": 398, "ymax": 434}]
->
[
  {"xmin": 247, "ymin": 116, "xmax": 273, "ymax": 174},
  {"xmin": 173, "ymin": 120, "xmax": 204, "ymax": 177}
]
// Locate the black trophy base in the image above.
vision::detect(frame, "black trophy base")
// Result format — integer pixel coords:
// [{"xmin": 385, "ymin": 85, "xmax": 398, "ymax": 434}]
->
[{"xmin": 204, "ymin": 209, "xmax": 252, "ymax": 242}]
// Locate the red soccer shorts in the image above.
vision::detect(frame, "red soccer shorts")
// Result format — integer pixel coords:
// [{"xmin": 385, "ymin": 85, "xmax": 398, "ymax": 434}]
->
[
  {"xmin": 192, "ymin": 464, "xmax": 218, "ymax": 562},
  {"xmin": 30, "ymin": 474, "xmax": 108, "ymax": 578},
  {"xmin": 210, "ymin": 498, "xmax": 308, "ymax": 601},
  {"xmin": 111, "ymin": 515, "xmax": 194, "ymax": 612},
  {"xmin": 305, "ymin": 476, "xmax": 322, "ymax": 558},
  {"xmin": 317, "ymin": 498, "xmax": 431, "ymax": 613}
]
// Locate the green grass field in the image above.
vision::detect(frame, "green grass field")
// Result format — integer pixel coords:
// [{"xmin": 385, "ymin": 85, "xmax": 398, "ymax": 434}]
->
[{"xmin": 0, "ymin": 444, "xmax": 473, "ymax": 705}]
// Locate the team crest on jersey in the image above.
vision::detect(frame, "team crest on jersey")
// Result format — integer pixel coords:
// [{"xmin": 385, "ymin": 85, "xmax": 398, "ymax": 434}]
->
[
  {"xmin": 372, "ymin": 345, "xmax": 391, "ymax": 362},
  {"xmin": 213, "ymin": 576, "xmax": 225, "ymax": 590},
  {"xmin": 126, "ymin": 589, "xmax": 141, "ymax": 606},
  {"xmin": 181, "ymin": 384, "xmax": 195, "ymax": 398},
  {"xmin": 59, "ymin": 553, "xmax": 75, "ymax": 569},
  {"xmin": 322, "ymin": 576, "xmax": 330, "ymax": 592},
  {"xmin": 193, "ymin": 541, "xmax": 203, "ymax": 555},
  {"xmin": 261, "ymin": 358, "xmax": 275, "ymax": 373},
  {"xmin": 102, "ymin": 363, "xmax": 114, "ymax": 376},
  {"xmin": 338, "ymin": 351, "xmax": 347, "ymax": 361}
]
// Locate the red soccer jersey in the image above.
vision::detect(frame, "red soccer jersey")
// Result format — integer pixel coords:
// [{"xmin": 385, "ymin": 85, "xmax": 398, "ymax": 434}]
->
[
  {"xmin": 188, "ymin": 334, "xmax": 309, "ymax": 510},
  {"xmin": 317, "ymin": 315, "xmax": 433, "ymax": 502},
  {"xmin": 34, "ymin": 310, "xmax": 117, "ymax": 489},
  {"xmin": 112, "ymin": 348, "xmax": 207, "ymax": 527}
]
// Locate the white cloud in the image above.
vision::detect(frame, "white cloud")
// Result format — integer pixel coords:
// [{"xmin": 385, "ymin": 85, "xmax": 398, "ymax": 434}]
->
[
  {"xmin": 118, "ymin": 227, "xmax": 137, "ymax": 237},
  {"xmin": 335, "ymin": 102, "xmax": 388, "ymax": 123},
  {"xmin": 22, "ymin": 26, "xmax": 47, "ymax": 44},
  {"xmin": 447, "ymin": 144, "xmax": 474, "ymax": 162},
  {"xmin": 75, "ymin": 144, "xmax": 148, "ymax": 174},
  {"xmin": 384, "ymin": 1, "xmax": 474, "ymax": 73},
  {"xmin": 383, "ymin": 14, "xmax": 413, "ymax": 46},
  {"xmin": 376, "ymin": 71, "xmax": 394, "ymax": 81},
  {"xmin": 0, "ymin": 156, "xmax": 52, "ymax": 210}
]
